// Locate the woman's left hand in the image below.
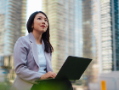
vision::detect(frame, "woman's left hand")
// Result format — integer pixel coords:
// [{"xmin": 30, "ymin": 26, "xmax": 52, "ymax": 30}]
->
[{"xmin": 40, "ymin": 71, "xmax": 56, "ymax": 80}]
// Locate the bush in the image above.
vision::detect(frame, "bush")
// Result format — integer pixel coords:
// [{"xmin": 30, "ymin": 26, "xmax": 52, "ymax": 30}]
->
[{"xmin": 0, "ymin": 80, "xmax": 11, "ymax": 90}]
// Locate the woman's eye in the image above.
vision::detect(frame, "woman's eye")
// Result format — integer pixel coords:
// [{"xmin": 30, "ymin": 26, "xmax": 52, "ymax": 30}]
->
[
  {"xmin": 38, "ymin": 18, "xmax": 41, "ymax": 20},
  {"xmin": 45, "ymin": 20, "xmax": 47, "ymax": 21}
]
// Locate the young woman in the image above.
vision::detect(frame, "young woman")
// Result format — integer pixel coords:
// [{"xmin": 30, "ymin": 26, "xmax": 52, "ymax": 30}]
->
[{"xmin": 11, "ymin": 11, "xmax": 73, "ymax": 90}]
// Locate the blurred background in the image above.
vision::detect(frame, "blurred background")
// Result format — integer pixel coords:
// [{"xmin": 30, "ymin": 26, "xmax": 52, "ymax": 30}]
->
[{"xmin": 0, "ymin": 0, "xmax": 119, "ymax": 90}]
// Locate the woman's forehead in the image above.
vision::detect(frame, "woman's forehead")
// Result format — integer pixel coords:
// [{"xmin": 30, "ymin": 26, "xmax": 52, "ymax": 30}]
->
[{"xmin": 35, "ymin": 13, "xmax": 47, "ymax": 19}]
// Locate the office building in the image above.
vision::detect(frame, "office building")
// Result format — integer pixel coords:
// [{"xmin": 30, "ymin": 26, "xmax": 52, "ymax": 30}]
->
[
  {"xmin": 42, "ymin": 0, "xmax": 83, "ymax": 74},
  {"xmin": 91, "ymin": 0, "xmax": 100, "ymax": 82},
  {"xmin": 0, "ymin": 0, "xmax": 27, "ymax": 55},
  {"xmin": 0, "ymin": 0, "xmax": 27, "ymax": 82},
  {"xmin": 82, "ymin": 1, "xmax": 100, "ymax": 90},
  {"xmin": 100, "ymin": 0, "xmax": 119, "ymax": 72},
  {"xmin": 82, "ymin": 0, "xmax": 93, "ymax": 85},
  {"xmin": 87, "ymin": 0, "xmax": 119, "ymax": 89}
]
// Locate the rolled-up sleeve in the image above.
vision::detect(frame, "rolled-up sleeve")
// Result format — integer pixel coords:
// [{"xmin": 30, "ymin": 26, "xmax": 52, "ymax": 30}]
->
[{"xmin": 14, "ymin": 37, "xmax": 42, "ymax": 83}]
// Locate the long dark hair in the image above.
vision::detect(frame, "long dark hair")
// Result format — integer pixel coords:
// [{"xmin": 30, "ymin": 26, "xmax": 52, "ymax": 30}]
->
[{"xmin": 27, "ymin": 11, "xmax": 53, "ymax": 53}]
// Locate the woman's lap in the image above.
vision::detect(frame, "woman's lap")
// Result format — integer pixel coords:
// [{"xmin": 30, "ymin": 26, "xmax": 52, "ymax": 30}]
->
[{"xmin": 31, "ymin": 79, "xmax": 73, "ymax": 90}]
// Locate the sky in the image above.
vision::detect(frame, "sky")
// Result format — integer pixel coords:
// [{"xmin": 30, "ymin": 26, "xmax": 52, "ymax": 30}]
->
[{"xmin": 26, "ymin": 0, "xmax": 42, "ymax": 34}]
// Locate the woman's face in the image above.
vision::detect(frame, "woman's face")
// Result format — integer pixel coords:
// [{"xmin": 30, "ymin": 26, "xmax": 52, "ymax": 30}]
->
[{"xmin": 32, "ymin": 13, "xmax": 48, "ymax": 33}]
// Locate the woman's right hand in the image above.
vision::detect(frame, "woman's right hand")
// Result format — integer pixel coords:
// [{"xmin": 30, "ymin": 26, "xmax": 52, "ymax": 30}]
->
[{"xmin": 40, "ymin": 71, "xmax": 56, "ymax": 80}]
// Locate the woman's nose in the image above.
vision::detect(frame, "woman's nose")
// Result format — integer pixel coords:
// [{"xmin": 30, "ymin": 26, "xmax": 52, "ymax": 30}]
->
[{"xmin": 42, "ymin": 20, "xmax": 45, "ymax": 24}]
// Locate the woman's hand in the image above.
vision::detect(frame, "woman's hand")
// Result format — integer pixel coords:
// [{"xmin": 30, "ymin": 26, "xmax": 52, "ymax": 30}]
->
[{"xmin": 40, "ymin": 71, "xmax": 56, "ymax": 80}]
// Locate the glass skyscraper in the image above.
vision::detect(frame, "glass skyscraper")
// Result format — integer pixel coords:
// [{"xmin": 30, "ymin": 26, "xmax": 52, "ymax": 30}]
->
[
  {"xmin": 42, "ymin": 0, "xmax": 83, "ymax": 74},
  {"xmin": 82, "ymin": 0, "xmax": 94, "ymax": 86},
  {"xmin": 0, "ymin": 0, "xmax": 27, "ymax": 82},
  {"xmin": 91, "ymin": 0, "xmax": 99, "ymax": 83},
  {"xmin": 82, "ymin": 0, "xmax": 99, "ymax": 89},
  {"xmin": 113, "ymin": 0, "xmax": 119, "ymax": 71},
  {"xmin": 82, "ymin": 0, "xmax": 119, "ymax": 89},
  {"xmin": 100, "ymin": 0, "xmax": 119, "ymax": 72},
  {"xmin": 0, "ymin": 0, "xmax": 27, "ymax": 55}
]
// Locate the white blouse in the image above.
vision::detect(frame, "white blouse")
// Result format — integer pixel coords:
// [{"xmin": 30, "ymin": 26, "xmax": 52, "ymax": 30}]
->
[{"xmin": 37, "ymin": 44, "xmax": 47, "ymax": 75}]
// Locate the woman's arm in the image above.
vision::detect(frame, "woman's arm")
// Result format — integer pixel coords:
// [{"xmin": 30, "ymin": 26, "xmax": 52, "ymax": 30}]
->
[{"xmin": 14, "ymin": 37, "xmax": 42, "ymax": 83}]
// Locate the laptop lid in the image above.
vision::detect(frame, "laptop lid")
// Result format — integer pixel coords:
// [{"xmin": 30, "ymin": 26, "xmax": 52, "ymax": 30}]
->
[{"xmin": 55, "ymin": 56, "xmax": 92, "ymax": 80}]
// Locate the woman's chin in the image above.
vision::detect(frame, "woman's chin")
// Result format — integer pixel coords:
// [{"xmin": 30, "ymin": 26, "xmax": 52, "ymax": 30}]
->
[{"xmin": 37, "ymin": 30, "xmax": 47, "ymax": 33}]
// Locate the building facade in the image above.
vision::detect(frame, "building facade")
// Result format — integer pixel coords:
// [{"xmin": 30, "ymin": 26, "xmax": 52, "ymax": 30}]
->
[
  {"xmin": 0, "ymin": 0, "xmax": 27, "ymax": 55},
  {"xmin": 82, "ymin": 0, "xmax": 100, "ymax": 89},
  {"xmin": 91, "ymin": 0, "xmax": 100, "ymax": 82},
  {"xmin": 0, "ymin": 0, "xmax": 27, "ymax": 83},
  {"xmin": 42, "ymin": 0, "xmax": 83, "ymax": 73},
  {"xmin": 82, "ymin": 0, "xmax": 93, "ymax": 86},
  {"xmin": 87, "ymin": 0, "xmax": 119, "ymax": 89},
  {"xmin": 100, "ymin": 0, "xmax": 119, "ymax": 72}
]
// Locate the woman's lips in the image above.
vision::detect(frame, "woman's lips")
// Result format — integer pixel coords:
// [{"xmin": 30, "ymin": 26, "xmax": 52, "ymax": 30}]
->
[{"xmin": 41, "ymin": 25, "xmax": 45, "ymax": 27}]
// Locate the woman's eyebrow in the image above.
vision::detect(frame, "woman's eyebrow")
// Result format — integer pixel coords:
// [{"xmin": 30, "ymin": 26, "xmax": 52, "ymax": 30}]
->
[{"xmin": 37, "ymin": 16, "xmax": 47, "ymax": 19}]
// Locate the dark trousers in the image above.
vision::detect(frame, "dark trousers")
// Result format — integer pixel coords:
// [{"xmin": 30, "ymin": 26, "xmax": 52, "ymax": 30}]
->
[{"xmin": 31, "ymin": 79, "xmax": 73, "ymax": 90}]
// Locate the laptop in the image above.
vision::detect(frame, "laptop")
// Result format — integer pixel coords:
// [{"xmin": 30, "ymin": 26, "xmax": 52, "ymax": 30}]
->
[{"xmin": 36, "ymin": 56, "xmax": 92, "ymax": 82}]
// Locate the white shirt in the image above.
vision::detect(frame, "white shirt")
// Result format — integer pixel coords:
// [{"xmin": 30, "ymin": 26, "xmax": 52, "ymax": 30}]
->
[{"xmin": 37, "ymin": 44, "xmax": 47, "ymax": 75}]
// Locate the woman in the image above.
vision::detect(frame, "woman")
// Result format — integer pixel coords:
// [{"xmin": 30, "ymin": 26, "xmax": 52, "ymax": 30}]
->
[{"xmin": 11, "ymin": 11, "xmax": 73, "ymax": 90}]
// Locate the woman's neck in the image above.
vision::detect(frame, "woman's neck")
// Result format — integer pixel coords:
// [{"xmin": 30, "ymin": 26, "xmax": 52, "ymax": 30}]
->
[{"xmin": 32, "ymin": 30, "xmax": 42, "ymax": 44}]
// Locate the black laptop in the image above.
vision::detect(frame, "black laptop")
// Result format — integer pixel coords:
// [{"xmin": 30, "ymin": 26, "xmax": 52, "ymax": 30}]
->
[{"xmin": 36, "ymin": 56, "xmax": 92, "ymax": 81}]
